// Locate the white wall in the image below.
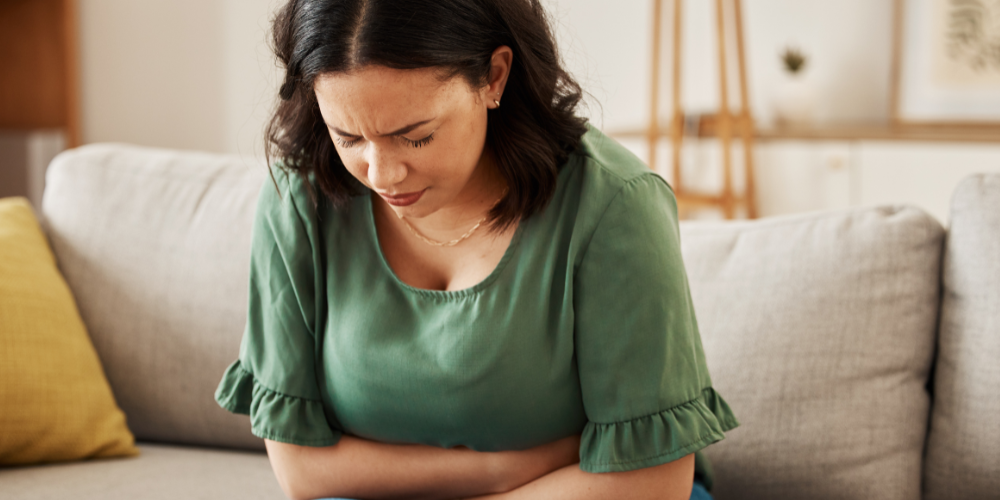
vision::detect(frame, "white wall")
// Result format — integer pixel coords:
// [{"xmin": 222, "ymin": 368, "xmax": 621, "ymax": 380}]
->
[
  {"xmin": 221, "ymin": 0, "xmax": 284, "ymax": 160},
  {"xmin": 80, "ymin": 0, "xmax": 281, "ymax": 161},
  {"xmin": 76, "ymin": 0, "xmax": 1000, "ymax": 223},
  {"xmin": 546, "ymin": 0, "xmax": 1000, "ymax": 224},
  {"xmin": 545, "ymin": 0, "xmax": 896, "ymax": 131},
  {"xmin": 80, "ymin": 0, "xmax": 898, "ymax": 155}
]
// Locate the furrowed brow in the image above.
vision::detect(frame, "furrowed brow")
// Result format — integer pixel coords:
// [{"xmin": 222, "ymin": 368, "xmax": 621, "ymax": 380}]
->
[{"xmin": 328, "ymin": 119, "xmax": 434, "ymax": 138}]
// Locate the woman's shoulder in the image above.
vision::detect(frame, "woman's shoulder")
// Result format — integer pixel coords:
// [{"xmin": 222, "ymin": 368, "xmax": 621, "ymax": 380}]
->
[
  {"xmin": 566, "ymin": 124, "xmax": 677, "ymax": 223},
  {"xmin": 256, "ymin": 165, "xmax": 311, "ymax": 214},
  {"xmin": 254, "ymin": 165, "xmax": 365, "ymax": 244},
  {"xmin": 259, "ymin": 165, "xmax": 365, "ymax": 217},
  {"xmin": 574, "ymin": 124, "xmax": 657, "ymax": 182}
]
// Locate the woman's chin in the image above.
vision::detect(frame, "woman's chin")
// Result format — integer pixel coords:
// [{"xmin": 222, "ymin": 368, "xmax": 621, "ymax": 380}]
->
[{"xmin": 385, "ymin": 200, "xmax": 435, "ymax": 220}]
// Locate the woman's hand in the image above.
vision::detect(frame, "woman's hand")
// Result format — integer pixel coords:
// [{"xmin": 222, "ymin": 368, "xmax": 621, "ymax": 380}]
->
[
  {"xmin": 266, "ymin": 435, "xmax": 578, "ymax": 500},
  {"xmin": 488, "ymin": 434, "xmax": 581, "ymax": 494},
  {"xmin": 466, "ymin": 452, "xmax": 696, "ymax": 500}
]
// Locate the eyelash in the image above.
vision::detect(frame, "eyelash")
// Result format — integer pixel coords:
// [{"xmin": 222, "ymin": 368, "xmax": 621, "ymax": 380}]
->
[
  {"xmin": 335, "ymin": 134, "xmax": 435, "ymax": 149},
  {"xmin": 407, "ymin": 134, "xmax": 435, "ymax": 148}
]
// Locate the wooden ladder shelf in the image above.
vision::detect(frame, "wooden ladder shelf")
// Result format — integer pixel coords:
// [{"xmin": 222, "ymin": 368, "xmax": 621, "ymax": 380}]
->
[{"xmin": 648, "ymin": 0, "xmax": 757, "ymax": 219}]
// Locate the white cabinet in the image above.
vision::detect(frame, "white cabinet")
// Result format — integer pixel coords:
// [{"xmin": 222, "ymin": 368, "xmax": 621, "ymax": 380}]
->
[
  {"xmin": 615, "ymin": 135, "xmax": 1000, "ymax": 225},
  {"xmin": 856, "ymin": 142, "xmax": 1000, "ymax": 225},
  {"xmin": 755, "ymin": 141, "xmax": 853, "ymax": 218},
  {"xmin": 759, "ymin": 140, "xmax": 1000, "ymax": 225}
]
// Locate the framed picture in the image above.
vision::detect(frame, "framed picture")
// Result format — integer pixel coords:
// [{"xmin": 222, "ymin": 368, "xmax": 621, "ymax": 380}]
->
[{"xmin": 890, "ymin": 0, "xmax": 1000, "ymax": 128}]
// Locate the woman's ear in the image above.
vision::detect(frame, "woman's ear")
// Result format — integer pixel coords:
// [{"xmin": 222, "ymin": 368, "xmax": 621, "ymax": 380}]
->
[{"xmin": 483, "ymin": 46, "xmax": 513, "ymax": 109}]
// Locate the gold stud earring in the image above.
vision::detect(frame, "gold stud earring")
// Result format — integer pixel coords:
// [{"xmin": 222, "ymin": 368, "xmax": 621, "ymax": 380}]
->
[{"xmin": 493, "ymin": 99, "xmax": 500, "ymax": 108}]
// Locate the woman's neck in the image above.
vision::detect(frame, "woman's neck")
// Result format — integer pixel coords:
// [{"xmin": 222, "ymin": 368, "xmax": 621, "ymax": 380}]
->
[{"xmin": 378, "ymin": 156, "xmax": 508, "ymax": 243}]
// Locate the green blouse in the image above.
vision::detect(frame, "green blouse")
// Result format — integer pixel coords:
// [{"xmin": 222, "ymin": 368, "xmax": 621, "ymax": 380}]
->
[{"xmin": 215, "ymin": 125, "xmax": 738, "ymax": 487}]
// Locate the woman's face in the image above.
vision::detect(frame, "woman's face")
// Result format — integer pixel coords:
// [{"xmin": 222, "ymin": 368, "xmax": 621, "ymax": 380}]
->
[{"xmin": 313, "ymin": 65, "xmax": 496, "ymax": 220}]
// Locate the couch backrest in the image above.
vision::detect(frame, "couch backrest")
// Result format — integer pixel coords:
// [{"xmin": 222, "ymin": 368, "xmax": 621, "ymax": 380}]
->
[
  {"xmin": 42, "ymin": 144, "xmax": 266, "ymax": 451},
  {"xmin": 680, "ymin": 206, "xmax": 944, "ymax": 500},
  {"xmin": 923, "ymin": 173, "xmax": 1000, "ymax": 500},
  {"xmin": 45, "ymin": 144, "xmax": 993, "ymax": 499}
]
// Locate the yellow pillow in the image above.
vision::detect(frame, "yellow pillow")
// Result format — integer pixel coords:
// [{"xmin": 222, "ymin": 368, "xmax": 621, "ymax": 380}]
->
[{"xmin": 0, "ymin": 197, "xmax": 139, "ymax": 465}]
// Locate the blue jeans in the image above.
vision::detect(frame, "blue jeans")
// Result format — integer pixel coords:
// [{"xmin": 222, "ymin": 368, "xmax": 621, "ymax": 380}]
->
[
  {"xmin": 690, "ymin": 480, "xmax": 713, "ymax": 500},
  {"xmin": 321, "ymin": 479, "xmax": 713, "ymax": 499}
]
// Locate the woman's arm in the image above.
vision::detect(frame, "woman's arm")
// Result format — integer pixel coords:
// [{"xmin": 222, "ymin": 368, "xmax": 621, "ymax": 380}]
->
[
  {"xmin": 466, "ymin": 453, "xmax": 695, "ymax": 500},
  {"xmin": 265, "ymin": 434, "xmax": 581, "ymax": 500}
]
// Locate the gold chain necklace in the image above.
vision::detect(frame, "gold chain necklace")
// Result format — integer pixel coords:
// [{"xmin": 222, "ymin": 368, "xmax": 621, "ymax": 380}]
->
[{"xmin": 398, "ymin": 190, "xmax": 507, "ymax": 247}]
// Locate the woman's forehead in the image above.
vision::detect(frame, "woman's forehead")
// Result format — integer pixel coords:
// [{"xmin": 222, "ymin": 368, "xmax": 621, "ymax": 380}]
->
[{"xmin": 314, "ymin": 66, "xmax": 473, "ymax": 134}]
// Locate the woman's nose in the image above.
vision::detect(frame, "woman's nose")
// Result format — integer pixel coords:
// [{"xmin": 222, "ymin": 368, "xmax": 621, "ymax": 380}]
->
[{"xmin": 364, "ymin": 144, "xmax": 406, "ymax": 190}]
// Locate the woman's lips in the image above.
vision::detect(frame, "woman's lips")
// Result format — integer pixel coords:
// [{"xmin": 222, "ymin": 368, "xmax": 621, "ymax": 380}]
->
[{"xmin": 379, "ymin": 189, "xmax": 426, "ymax": 207}]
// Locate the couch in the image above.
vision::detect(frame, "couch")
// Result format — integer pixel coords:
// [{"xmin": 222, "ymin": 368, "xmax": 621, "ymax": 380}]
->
[{"xmin": 1, "ymin": 143, "xmax": 997, "ymax": 500}]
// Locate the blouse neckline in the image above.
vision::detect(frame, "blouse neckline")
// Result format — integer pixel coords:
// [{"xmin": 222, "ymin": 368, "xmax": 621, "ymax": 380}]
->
[{"xmin": 364, "ymin": 192, "xmax": 526, "ymax": 299}]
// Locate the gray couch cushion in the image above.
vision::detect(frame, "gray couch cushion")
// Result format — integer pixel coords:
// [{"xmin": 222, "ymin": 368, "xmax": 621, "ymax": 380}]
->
[
  {"xmin": 924, "ymin": 173, "xmax": 1000, "ymax": 500},
  {"xmin": 0, "ymin": 443, "xmax": 283, "ymax": 499},
  {"xmin": 41, "ymin": 144, "xmax": 266, "ymax": 451},
  {"xmin": 680, "ymin": 206, "xmax": 944, "ymax": 500}
]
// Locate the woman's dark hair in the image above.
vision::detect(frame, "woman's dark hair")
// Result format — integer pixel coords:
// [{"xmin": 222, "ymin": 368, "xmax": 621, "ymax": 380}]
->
[{"xmin": 266, "ymin": 0, "xmax": 588, "ymax": 230}]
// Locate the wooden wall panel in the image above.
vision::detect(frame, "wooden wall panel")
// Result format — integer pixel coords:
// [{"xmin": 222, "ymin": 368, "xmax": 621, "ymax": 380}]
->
[{"xmin": 0, "ymin": 0, "xmax": 76, "ymax": 141}]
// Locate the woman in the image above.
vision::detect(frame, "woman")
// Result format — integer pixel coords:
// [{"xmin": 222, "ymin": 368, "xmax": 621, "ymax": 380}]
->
[{"xmin": 214, "ymin": 0, "xmax": 739, "ymax": 498}]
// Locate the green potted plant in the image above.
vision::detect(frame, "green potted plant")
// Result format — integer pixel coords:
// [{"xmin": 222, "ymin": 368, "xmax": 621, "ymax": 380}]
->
[{"xmin": 773, "ymin": 45, "xmax": 817, "ymax": 127}]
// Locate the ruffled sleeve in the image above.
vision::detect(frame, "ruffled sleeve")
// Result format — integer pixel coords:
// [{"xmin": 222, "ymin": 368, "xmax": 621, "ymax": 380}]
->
[
  {"xmin": 574, "ymin": 174, "xmax": 738, "ymax": 481},
  {"xmin": 214, "ymin": 170, "xmax": 341, "ymax": 447}
]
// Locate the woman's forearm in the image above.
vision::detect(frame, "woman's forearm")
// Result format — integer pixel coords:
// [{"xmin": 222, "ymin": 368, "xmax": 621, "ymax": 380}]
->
[
  {"xmin": 466, "ymin": 453, "xmax": 695, "ymax": 500},
  {"xmin": 266, "ymin": 436, "xmax": 502, "ymax": 500},
  {"xmin": 265, "ymin": 434, "xmax": 580, "ymax": 500}
]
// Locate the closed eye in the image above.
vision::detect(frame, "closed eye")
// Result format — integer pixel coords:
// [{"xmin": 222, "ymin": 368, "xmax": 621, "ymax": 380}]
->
[
  {"xmin": 333, "ymin": 131, "xmax": 435, "ymax": 149},
  {"xmin": 335, "ymin": 136, "xmax": 361, "ymax": 148},
  {"xmin": 405, "ymin": 133, "xmax": 434, "ymax": 148}
]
